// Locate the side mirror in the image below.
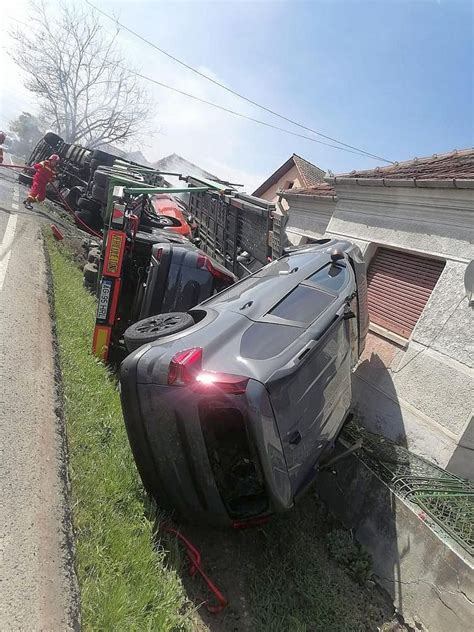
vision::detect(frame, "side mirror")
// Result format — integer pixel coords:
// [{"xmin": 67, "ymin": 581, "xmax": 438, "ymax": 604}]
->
[{"xmin": 343, "ymin": 309, "xmax": 356, "ymax": 320}]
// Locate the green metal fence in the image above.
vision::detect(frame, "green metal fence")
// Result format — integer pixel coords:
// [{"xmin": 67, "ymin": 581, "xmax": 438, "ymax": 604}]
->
[{"xmin": 341, "ymin": 422, "xmax": 474, "ymax": 556}]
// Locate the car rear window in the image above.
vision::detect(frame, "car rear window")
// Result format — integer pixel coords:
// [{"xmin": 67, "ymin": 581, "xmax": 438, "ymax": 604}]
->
[
  {"xmin": 268, "ymin": 285, "xmax": 335, "ymax": 325},
  {"xmin": 240, "ymin": 323, "xmax": 301, "ymax": 360},
  {"xmin": 306, "ymin": 263, "xmax": 348, "ymax": 294}
]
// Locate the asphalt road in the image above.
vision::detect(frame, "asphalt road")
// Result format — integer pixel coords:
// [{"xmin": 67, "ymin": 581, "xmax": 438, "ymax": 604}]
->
[{"xmin": 0, "ymin": 156, "xmax": 77, "ymax": 630}]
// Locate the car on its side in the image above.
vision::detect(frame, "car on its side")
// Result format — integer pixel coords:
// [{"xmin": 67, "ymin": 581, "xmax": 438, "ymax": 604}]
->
[
  {"xmin": 151, "ymin": 194, "xmax": 192, "ymax": 238},
  {"xmin": 120, "ymin": 239, "xmax": 369, "ymax": 527}
]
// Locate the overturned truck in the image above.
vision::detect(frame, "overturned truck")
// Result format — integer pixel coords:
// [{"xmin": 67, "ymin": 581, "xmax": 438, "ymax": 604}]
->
[{"xmin": 89, "ymin": 169, "xmax": 285, "ymax": 362}]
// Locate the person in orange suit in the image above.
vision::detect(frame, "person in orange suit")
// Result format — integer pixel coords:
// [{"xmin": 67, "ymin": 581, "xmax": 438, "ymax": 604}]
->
[{"xmin": 23, "ymin": 154, "xmax": 60, "ymax": 209}]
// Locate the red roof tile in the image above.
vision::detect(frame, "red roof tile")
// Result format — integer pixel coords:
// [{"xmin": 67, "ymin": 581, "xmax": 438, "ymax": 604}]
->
[
  {"xmin": 281, "ymin": 182, "xmax": 336, "ymax": 197},
  {"xmin": 341, "ymin": 148, "xmax": 474, "ymax": 180},
  {"xmin": 252, "ymin": 154, "xmax": 324, "ymax": 197}
]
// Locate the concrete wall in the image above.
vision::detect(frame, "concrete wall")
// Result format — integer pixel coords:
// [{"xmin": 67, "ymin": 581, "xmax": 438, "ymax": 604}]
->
[
  {"xmin": 325, "ymin": 182, "xmax": 474, "ymax": 479},
  {"xmin": 281, "ymin": 193, "xmax": 336, "ymax": 245},
  {"xmin": 317, "ymin": 450, "xmax": 474, "ymax": 632}
]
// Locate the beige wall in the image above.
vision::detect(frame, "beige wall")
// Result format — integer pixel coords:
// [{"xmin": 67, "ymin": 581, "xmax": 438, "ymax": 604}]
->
[
  {"xmin": 257, "ymin": 165, "xmax": 302, "ymax": 210},
  {"xmin": 325, "ymin": 181, "xmax": 474, "ymax": 479}
]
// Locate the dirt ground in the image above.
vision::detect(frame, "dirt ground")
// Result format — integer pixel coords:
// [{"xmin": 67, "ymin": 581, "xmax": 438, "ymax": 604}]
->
[{"xmin": 162, "ymin": 492, "xmax": 405, "ymax": 632}]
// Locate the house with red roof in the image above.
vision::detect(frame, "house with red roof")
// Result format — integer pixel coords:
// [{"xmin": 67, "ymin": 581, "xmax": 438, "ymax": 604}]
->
[
  {"xmin": 279, "ymin": 148, "xmax": 474, "ymax": 479},
  {"xmin": 252, "ymin": 153, "xmax": 325, "ymax": 204}
]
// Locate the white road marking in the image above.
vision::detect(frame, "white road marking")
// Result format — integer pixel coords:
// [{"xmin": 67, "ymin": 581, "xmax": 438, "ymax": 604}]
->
[
  {"xmin": 0, "ymin": 214, "xmax": 18, "ymax": 292},
  {"xmin": 11, "ymin": 203, "xmax": 18, "ymax": 210}
]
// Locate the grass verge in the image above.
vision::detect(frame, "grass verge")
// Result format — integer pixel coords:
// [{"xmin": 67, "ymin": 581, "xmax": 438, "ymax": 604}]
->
[{"xmin": 45, "ymin": 236, "xmax": 194, "ymax": 631}]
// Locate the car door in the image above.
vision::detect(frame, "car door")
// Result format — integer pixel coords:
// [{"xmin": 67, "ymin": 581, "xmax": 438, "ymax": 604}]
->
[{"xmin": 265, "ymin": 263, "xmax": 354, "ymax": 494}]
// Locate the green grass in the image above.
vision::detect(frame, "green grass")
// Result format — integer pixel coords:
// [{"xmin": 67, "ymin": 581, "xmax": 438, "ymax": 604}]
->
[
  {"xmin": 243, "ymin": 501, "xmax": 391, "ymax": 632},
  {"xmin": 46, "ymin": 237, "xmax": 195, "ymax": 631},
  {"xmin": 45, "ymin": 234, "xmax": 397, "ymax": 632}
]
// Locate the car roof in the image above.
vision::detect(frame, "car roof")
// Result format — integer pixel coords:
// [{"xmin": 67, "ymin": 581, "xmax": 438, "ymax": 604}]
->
[{"xmin": 201, "ymin": 242, "xmax": 353, "ymax": 321}]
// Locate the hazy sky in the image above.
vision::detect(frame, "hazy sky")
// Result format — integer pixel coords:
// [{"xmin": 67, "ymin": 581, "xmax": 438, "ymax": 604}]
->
[{"xmin": 1, "ymin": 0, "xmax": 473, "ymax": 191}]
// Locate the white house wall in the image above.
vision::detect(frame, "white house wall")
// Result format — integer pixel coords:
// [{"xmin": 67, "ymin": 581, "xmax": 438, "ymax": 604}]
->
[
  {"xmin": 325, "ymin": 182, "xmax": 474, "ymax": 479},
  {"xmin": 284, "ymin": 195, "xmax": 336, "ymax": 243}
]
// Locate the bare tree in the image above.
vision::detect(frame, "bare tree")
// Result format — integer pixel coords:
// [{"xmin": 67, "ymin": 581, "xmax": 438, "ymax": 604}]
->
[{"xmin": 10, "ymin": 1, "xmax": 153, "ymax": 148}]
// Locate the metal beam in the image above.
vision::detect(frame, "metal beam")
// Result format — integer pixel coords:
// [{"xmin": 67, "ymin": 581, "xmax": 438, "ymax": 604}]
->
[{"xmin": 124, "ymin": 186, "xmax": 210, "ymax": 195}]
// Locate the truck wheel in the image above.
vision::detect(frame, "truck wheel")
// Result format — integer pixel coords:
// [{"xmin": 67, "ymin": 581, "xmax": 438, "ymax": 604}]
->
[
  {"xmin": 83, "ymin": 262, "xmax": 98, "ymax": 284},
  {"xmin": 93, "ymin": 170, "xmax": 109, "ymax": 187},
  {"xmin": 92, "ymin": 150, "xmax": 115, "ymax": 166},
  {"xmin": 91, "ymin": 184, "xmax": 108, "ymax": 203},
  {"xmin": 124, "ymin": 313, "xmax": 194, "ymax": 352},
  {"xmin": 65, "ymin": 186, "xmax": 84, "ymax": 210},
  {"xmin": 44, "ymin": 132, "xmax": 63, "ymax": 147},
  {"xmin": 77, "ymin": 197, "xmax": 102, "ymax": 213},
  {"xmin": 83, "ymin": 277, "xmax": 97, "ymax": 294},
  {"xmin": 88, "ymin": 247, "xmax": 101, "ymax": 264}
]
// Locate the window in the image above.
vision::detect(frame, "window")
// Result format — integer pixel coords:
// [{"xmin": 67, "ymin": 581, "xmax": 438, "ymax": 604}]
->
[
  {"xmin": 306, "ymin": 263, "xmax": 349, "ymax": 294},
  {"xmin": 268, "ymin": 285, "xmax": 335, "ymax": 325},
  {"xmin": 367, "ymin": 247, "xmax": 445, "ymax": 338},
  {"xmin": 284, "ymin": 180, "xmax": 294, "ymax": 190},
  {"xmin": 240, "ymin": 323, "xmax": 301, "ymax": 360}
]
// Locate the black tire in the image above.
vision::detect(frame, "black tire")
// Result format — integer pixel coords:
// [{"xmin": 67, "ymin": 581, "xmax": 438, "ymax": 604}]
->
[
  {"xmin": 91, "ymin": 183, "xmax": 108, "ymax": 203},
  {"xmin": 77, "ymin": 197, "xmax": 102, "ymax": 213},
  {"xmin": 81, "ymin": 150, "xmax": 92, "ymax": 167},
  {"xmin": 59, "ymin": 142, "xmax": 70, "ymax": 159},
  {"xmin": 155, "ymin": 215, "xmax": 182, "ymax": 228},
  {"xmin": 124, "ymin": 312, "xmax": 194, "ymax": 352},
  {"xmin": 65, "ymin": 186, "xmax": 84, "ymax": 210},
  {"xmin": 19, "ymin": 172, "xmax": 33, "ymax": 186},
  {"xmin": 93, "ymin": 170, "xmax": 109, "ymax": 187},
  {"xmin": 92, "ymin": 150, "xmax": 115, "ymax": 166},
  {"xmin": 75, "ymin": 209, "xmax": 103, "ymax": 233},
  {"xmin": 88, "ymin": 247, "xmax": 101, "ymax": 264},
  {"xmin": 83, "ymin": 262, "xmax": 98, "ymax": 283},
  {"xmin": 83, "ymin": 277, "xmax": 97, "ymax": 294},
  {"xmin": 44, "ymin": 132, "xmax": 62, "ymax": 148}
]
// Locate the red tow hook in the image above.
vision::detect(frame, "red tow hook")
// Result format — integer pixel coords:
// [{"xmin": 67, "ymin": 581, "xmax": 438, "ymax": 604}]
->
[{"xmin": 161, "ymin": 525, "xmax": 228, "ymax": 614}]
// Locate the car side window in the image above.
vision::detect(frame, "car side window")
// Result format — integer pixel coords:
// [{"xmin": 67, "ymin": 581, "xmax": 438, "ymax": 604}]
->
[
  {"xmin": 305, "ymin": 263, "xmax": 348, "ymax": 294},
  {"xmin": 240, "ymin": 323, "xmax": 302, "ymax": 359},
  {"xmin": 268, "ymin": 285, "xmax": 335, "ymax": 325}
]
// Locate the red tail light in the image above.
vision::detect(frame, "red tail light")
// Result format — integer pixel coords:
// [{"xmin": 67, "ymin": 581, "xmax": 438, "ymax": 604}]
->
[
  {"xmin": 168, "ymin": 347, "xmax": 202, "ymax": 385},
  {"xmin": 168, "ymin": 347, "xmax": 248, "ymax": 394}
]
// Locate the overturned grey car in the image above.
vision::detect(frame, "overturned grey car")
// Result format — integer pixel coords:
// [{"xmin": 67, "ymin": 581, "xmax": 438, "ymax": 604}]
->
[{"xmin": 120, "ymin": 239, "xmax": 369, "ymax": 527}]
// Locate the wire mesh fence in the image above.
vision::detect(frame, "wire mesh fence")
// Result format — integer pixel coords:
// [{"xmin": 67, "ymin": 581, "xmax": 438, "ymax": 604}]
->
[{"xmin": 341, "ymin": 421, "xmax": 474, "ymax": 556}]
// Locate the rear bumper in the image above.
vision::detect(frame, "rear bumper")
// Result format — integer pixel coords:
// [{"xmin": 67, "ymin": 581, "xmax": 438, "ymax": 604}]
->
[{"xmin": 120, "ymin": 348, "xmax": 292, "ymax": 526}]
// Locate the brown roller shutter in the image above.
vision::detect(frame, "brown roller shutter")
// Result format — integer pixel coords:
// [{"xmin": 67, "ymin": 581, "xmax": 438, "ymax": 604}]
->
[{"xmin": 367, "ymin": 248, "xmax": 445, "ymax": 338}]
